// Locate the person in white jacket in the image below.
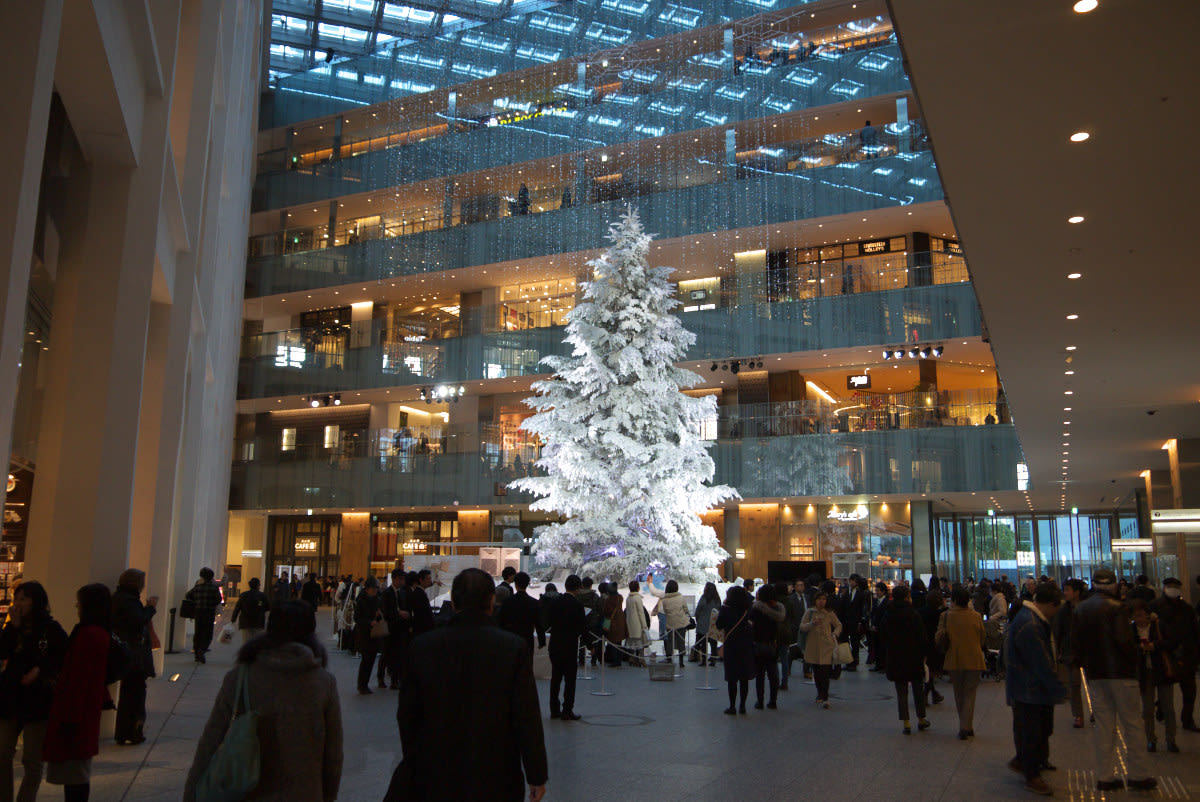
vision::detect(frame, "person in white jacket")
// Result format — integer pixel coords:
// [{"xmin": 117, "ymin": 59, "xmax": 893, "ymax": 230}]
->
[
  {"xmin": 624, "ymin": 581, "xmax": 649, "ymax": 666},
  {"xmin": 648, "ymin": 574, "xmax": 691, "ymax": 668}
]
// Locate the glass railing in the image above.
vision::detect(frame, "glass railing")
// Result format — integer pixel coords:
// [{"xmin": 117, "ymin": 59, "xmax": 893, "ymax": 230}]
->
[
  {"xmin": 238, "ymin": 279, "xmax": 981, "ymax": 398},
  {"xmin": 251, "ymin": 121, "xmax": 926, "ymax": 258},
  {"xmin": 247, "ymin": 147, "xmax": 941, "ymax": 296},
  {"xmin": 254, "ymin": 43, "xmax": 909, "ymax": 211},
  {"xmin": 229, "ymin": 420, "xmax": 1022, "ymax": 509}
]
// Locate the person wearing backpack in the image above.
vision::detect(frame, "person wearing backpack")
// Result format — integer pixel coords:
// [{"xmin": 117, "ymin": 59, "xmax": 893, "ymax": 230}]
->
[
  {"xmin": 42, "ymin": 584, "xmax": 113, "ymax": 802},
  {"xmin": 0, "ymin": 580, "xmax": 69, "ymax": 802},
  {"xmin": 111, "ymin": 569, "xmax": 158, "ymax": 746}
]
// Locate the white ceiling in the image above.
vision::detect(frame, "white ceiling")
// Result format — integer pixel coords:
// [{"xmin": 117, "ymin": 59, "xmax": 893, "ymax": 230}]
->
[{"xmin": 888, "ymin": 0, "xmax": 1200, "ymax": 514}]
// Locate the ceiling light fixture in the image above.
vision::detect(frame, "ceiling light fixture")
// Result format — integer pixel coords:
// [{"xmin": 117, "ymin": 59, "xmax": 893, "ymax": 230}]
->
[
  {"xmin": 1067, "ymin": 314, "xmax": 1079, "ymax": 320},
  {"xmin": 1067, "ymin": 272, "xmax": 1082, "ymax": 279},
  {"xmin": 1068, "ymin": 215, "xmax": 1085, "ymax": 224},
  {"xmin": 1069, "ymin": 131, "xmax": 1090, "ymax": 142},
  {"xmin": 1073, "ymin": 0, "xmax": 1098, "ymax": 12}
]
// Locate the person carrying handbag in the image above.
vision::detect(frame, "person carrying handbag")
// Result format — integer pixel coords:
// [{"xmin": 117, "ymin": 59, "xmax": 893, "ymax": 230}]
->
[
  {"xmin": 799, "ymin": 591, "xmax": 842, "ymax": 708},
  {"xmin": 1131, "ymin": 599, "xmax": 1179, "ymax": 753}
]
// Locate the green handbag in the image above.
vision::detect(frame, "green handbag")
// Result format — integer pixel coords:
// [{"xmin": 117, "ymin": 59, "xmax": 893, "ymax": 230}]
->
[{"xmin": 196, "ymin": 665, "xmax": 261, "ymax": 802}]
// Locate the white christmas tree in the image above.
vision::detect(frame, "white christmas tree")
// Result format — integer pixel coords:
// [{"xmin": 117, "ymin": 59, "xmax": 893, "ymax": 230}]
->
[{"xmin": 511, "ymin": 207, "xmax": 737, "ymax": 581}]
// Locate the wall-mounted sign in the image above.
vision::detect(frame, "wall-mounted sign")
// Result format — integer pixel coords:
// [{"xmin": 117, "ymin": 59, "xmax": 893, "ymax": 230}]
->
[
  {"xmin": 1151, "ymin": 508, "xmax": 1200, "ymax": 533},
  {"xmin": 1111, "ymin": 538, "xmax": 1154, "ymax": 552},
  {"xmin": 294, "ymin": 537, "xmax": 320, "ymax": 553},
  {"xmin": 689, "ymin": 289, "xmax": 708, "ymax": 300},
  {"xmin": 402, "ymin": 540, "xmax": 428, "ymax": 552},
  {"xmin": 861, "ymin": 240, "xmax": 888, "ymax": 254},
  {"xmin": 846, "ymin": 373, "xmax": 871, "ymax": 390},
  {"xmin": 827, "ymin": 507, "xmax": 868, "ymax": 522}
]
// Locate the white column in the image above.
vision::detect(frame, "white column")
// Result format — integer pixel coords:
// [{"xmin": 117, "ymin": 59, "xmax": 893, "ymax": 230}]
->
[{"xmin": 0, "ymin": 1, "xmax": 62, "ymax": 492}]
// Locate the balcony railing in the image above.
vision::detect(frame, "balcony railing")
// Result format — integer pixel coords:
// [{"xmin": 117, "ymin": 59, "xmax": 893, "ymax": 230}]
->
[
  {"xmin": 238, "ymin": 278, "xmax": 979, "ymax": 398},
  {"xmin": 247, "ymin": 146, "xmax": 941, "ymax": 296},
  {"xmin": 229, "ymin": 418, "xmax": 1021, "ymax": 509},
  {"xmin": 255, "ymin": 43, "xmax": 910, "ymax": 210}
]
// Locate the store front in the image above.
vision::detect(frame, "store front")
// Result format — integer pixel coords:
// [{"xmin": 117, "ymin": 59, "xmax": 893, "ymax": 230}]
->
[
  {"xmin": 266, "ymin": 515, "xmax": 341, "ymax": 582},
  {"xmin": 369, "ymin": 512, "xmax": 460, "ymax": 576}
]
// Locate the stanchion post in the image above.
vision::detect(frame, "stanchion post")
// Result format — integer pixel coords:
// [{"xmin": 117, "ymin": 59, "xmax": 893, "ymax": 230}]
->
[
  {"xmin": 165, "ymin": 607, "xmax": 178, "ymax": 654},
  {"xmin": 579, "ymin": 633, "xmax": 596, "ymax": 681},
  {"xmin": 696, "ymin": 634, "xmax": 718, "ymax": 690},
  {"xmin": 591, "ymin": 637, "xmax": 615, "ymax": 697}
]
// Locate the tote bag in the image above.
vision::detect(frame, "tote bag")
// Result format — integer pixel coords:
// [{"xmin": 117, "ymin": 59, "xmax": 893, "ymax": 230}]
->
[{"xmin": 196, "ymin": 665, "xmax": 261, "ymax": 802}]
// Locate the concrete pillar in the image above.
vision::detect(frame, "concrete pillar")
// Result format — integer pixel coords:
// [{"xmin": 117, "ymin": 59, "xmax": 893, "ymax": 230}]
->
[
  {"xmin": 25, "ymin": 161, "xmax": 156, "ymax": 606},
  {"xmin": 0, "ymin": 1, "xmax": 62, "ymax": 497},
  {"xmin": 910, "ymin": 500, "xmax": 934, "ymax": 577}
]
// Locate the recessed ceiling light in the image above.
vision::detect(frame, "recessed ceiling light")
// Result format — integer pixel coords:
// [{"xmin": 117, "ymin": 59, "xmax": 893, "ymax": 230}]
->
[
  {"xmin": 1070, "ymin": 131, "xmax": 1090, "ymax": 142},
  {"xmin": 1065, "ymin": 370, "xmax": 1075, "ymax": 375},
  {"xmin": 1067, "ymin": 314, "xmax": 1079, "ymax": 320},
  {"xmin": 1067, "ymin": 272, "xmax": 1082, "ymax": 279},
  {"xmin": 1068, "ymin": 216, "xmax": 1085, "ymax": 224},
  {"xmin": 1073, "ymin": 0, "xmax": 1098, "ymax": 12},
  {"xmin": 1064, "ymin": 390, "xmax": 1073, "ymax": 395},
  {"xmin": 1066, "ymin": 345, "xmax": 1077, "ymax": 351}
]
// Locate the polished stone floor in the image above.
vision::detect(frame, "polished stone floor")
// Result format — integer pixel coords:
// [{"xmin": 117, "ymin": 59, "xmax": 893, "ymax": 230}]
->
[{"xmin": 47, "ymin": 610, "xmax": 1200, "ymax": 801}]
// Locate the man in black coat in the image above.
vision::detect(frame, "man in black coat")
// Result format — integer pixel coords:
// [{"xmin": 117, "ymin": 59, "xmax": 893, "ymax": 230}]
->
[
  {"xmin": 387, "ymin": 568, "xmax": 547, "ymax": 802},
  {"xmin": 409, "ymin": 569, "xmax": 435, "ymax": 637},
  {"xmin": 497, "ymin": 571, "xmax": 546, "ymax": 655},
  {"xmin": 300, "ymin": 574, "xmax": 323, "ymax": 608},
  {"xmin": 231, "ymin": 576, "xmax": 269, "ymax": 642},
  {"xmin": 1152, "ymin": 577, "xmax": 1200, "ymax": 731},
  {"xmin": 841, "ymin": 575, "xmax": 870, "ymax": 670},
  {"xmin": 546, "ymin": 574, "xmax": 587, "ymax": 721}
]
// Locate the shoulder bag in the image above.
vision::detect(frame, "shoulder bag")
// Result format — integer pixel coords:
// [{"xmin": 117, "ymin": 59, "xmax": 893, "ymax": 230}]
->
[
  {"xmin": 196, "ymin": 664, "xmax": 260, "ymax": 802},
  {"xmin": 180, "ymin": 597, "xmax": 196, "ymax": 619},
  {"xmin": 713, "ymin": 609, "xmax": 749, "ymax": 657}
]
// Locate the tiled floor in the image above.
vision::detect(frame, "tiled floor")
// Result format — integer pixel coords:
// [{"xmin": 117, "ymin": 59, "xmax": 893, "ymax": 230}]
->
[{"xmin": 48, "ymin": 611, "xmax": 1200, "ymax": 801}]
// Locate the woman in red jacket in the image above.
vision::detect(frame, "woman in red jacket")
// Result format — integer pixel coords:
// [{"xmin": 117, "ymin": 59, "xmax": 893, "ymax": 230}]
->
[{"xmin": 42, "ymin": 583, "xmax": 112, "ymax": 802}]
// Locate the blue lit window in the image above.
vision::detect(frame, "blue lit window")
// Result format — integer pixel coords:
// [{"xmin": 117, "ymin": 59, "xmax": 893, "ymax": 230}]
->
[
  {"xmin": 694, "ymin": 111, "xmax": 728, "ymax": 126},
  {"xmin": 600, "ymin": 0, "xmax": 651, "ymax": 18},
  {"xmin": 829, "ymin": 78, "xmax": 866, "ymax": 98},
  {"xmin": 634, "ymin": 124, "xmax": 666, "ymax": 137},
  {"xmin": 585, "ymin": 22, "xmax": 632, "ymax": 45},
  {"xmin": 460, "ymin": 32, "xmax": 511, "ymax": 53},
  {"xmin": 516, "ymin": 44, "xmax": 563, "ymax": 63},
  {"xmin": 658, "ymin": 3, "xmax": 702, "ymax": 27},
  {"xmin": 648, "ymin": 101, "xmax": 685, "ymax": 117},
  {"xmin": 714, "ymin": 85, "xmax": 748, "ymax": 101},
  {"xmin": 857, "ymin": 53, "xmax": 895, "ymax": 72},
  {"xmin": 782, "ymin": 68, "xmax": 819, "ymax": 87},
  {"xmin": 529, "ymin": 12, "xmax": 578, "ymax": 35},
  {"xmin": 667, "ymin": 77, "xmax": 706, "ymax": 93}
]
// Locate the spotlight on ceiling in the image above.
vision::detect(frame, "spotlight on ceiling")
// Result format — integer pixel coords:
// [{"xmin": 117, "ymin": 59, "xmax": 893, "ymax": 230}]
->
[
  {"xmin": 908, "ymin": 348, "xmax": 920, "ymax": 359},
  {"xmin": 932, "ymin": 345, "xmax": 943, "ymax": 357},
  {"xmin": 309, "ymin": 397, "xmax": 320, "ymax": 408},
  {"xmin": 323, "ymin": 395, "xmax": 333, "ymax": 407},
  {"xmin": 721, "ymin": 363, "xmax": 729, "ymax": 371},
  {"xmin": 730, "ymin": 361, "xmax": 740, "ymax": 375},
  {"xmin": 920, "ymin": 347, "xmax": 931, "ymax": 359},
  {"xmin": 711, "ymin": 362, "xmax": 718, "ymax": 372},
  {"xmin": 333, "ymin": 393, "xmax": 342, "ymax": 406},
  {"xmin": 883, "ymin": 350, "xmax": 893, "ymax": 360}
]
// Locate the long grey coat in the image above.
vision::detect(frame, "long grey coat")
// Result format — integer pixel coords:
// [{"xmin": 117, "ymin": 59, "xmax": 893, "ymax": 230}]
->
[{"xmin": 184, "ymin": 642, "xmax": 343, "ymax": 801}]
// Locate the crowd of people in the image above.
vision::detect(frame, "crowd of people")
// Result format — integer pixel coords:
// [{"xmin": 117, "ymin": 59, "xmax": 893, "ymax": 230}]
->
[{"xmin": 2, "ymin": 563, "xmax": 1199, "ymax": 801}]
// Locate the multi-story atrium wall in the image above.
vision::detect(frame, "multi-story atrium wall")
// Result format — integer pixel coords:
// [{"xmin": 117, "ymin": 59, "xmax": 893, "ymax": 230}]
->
[{"xmin": 234, "ymin": 0, "xmax": 1027, "ymax": 583}]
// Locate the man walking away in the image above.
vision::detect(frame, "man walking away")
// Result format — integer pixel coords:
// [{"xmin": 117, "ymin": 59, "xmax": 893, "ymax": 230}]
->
[
  {"xmin": 185, "ymin": 568, "xmax": 222, "ymax": 664},
  {"xmin": 231, "ymin": 577, "xmax": 269, "ymax": 644},
  {"xmin": 497, "ymin": 572, "xmax": 545, "ymax": 655},
  {"xmin": 386, "ymin": 568, "xmax": 546, "ymax": 802},
  {"xmin": 1076, "ymin": 568, "xmax": 1156, "ymax": 792},
  {"xmin": 1005, "ymin": 582, "xmax": 1066, "ymax": 796},
  {"xmin": 546, "ymin": 574, "xmax": 587, "ymax": 721}
]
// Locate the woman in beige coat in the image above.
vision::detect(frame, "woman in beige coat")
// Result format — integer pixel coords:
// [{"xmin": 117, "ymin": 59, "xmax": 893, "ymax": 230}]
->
[
  {"xmin": 936, "ymin": 587, "xmax": 987, "ymax": 739},
  {"xmin": 624, "ymin": 581, "xmax": 648, "ymax": 665},
  {"xmin": 185, "ymin": 601, "xmax": 342, "ymax": 802},
  {"xmin": 799, "ymin": 592, "xmax": 841, "ymax": 708}
]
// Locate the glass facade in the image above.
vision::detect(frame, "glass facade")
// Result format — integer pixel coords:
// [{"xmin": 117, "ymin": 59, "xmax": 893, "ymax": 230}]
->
[{"xmin": 933, "ymin": 511, "xmax": 1141, "ymax": 585}]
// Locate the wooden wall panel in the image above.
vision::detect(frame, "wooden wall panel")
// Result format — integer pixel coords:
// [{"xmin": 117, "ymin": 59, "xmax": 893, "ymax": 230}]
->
[
  {"xmin": 341, "ymin": 513, "xmax": 370, "ymax": 580},
  {"xmin": 738, "ymin": 504, "xmax": 780, "ymax": 580}
]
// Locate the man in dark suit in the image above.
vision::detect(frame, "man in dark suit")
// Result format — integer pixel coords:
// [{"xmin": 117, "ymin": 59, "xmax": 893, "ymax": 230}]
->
[
  {"xmin": 409, "ymin": 569, "xmax": 435, "ymax": 638},
  {"xmin": 842, "ymin": 575, "xmax": 870, "ymax": 670},
  {"xmin": 387, "ymin": 568, "xmax": 547, "ymax": 802},
  {"xmin": 546, "ymin": 574, "xmax": 587, "ymax": 721},
  {"xmin": 497, "ymin": 571, "xmax": 546, "ymax": 655}
]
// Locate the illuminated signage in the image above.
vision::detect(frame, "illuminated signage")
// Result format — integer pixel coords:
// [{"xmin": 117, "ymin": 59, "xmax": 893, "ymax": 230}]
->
[
  {"xmin": 294, "ymin": 537, "xmax": 320, "ymax": 553},
  {"xmin": 861, "ymin": 240, "xmax": 887, "ymax": 254},
  {"xmin": 847, "ymin": 374, "xmax": 871, "ymax": 390},
  {"xmin": 484, "ymin": 103, "xmax": 568, "ymax": 127},
  {"xmin": 402, "ymin": 540, "xmax": 428, "ymax": 552},
  {"xmin": 827, "ymin": 507, "xmax": 868, "ymax": 522},
  {"xmin": 1111, "ymin": 538, "xmax": 1154, "ymax": 553}
]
